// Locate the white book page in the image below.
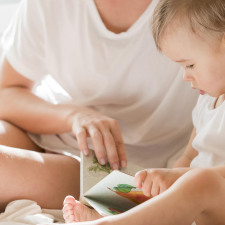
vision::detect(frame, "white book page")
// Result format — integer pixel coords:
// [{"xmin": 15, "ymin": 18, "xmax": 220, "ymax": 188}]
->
[
  {"xmin": 84, "ymin": 170, "xmax": 150, "ymax": 216},
  {"xmin": 80, "ymin": 150, "xmax": 144, "ymax": 198}
]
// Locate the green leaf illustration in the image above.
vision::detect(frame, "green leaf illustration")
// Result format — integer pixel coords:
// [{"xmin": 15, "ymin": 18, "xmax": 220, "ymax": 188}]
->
[
  {"xmin": 88, "ymin": 156, "xmax": 111, "ymax": 174},
  {"xmin": 117, "ymin": 184, "xmax": 136, "ymax": 189},
  {"xmin": 113, "ymin": 184, "xmax": 136, "ymax": 193},
  {"xmin": 108, "ymin": 209, "xmax": 119, "ymax": 215}
]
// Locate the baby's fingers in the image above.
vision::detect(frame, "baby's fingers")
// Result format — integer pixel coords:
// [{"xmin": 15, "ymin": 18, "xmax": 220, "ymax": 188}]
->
[
  {"xmin": 150, "ymin": 181, "xmax": 160, "ymax": 197},
  {"xmin": 142, "ymin": 175, "xmax": 153, "ymax": 197},
  {"xmin": 134, "ymin": 170, "xmax": 147, "ymax": 188}
]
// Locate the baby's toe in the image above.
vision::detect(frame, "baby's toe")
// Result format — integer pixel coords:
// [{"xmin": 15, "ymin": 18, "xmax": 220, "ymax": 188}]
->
[
  {"xmin": 63, "ymin": 209, "xmax": 76, "ymax": 223},
  {"xmin": 63, "ymin": 195, "xmax": 76, "ymax": 206},
  {"xmin": 65, "ymin": 214, "xmax": 76, "ymax": 223},
  {"xmin": 63, "ymin": 203, "xmax": 74, "ymax": 212}
]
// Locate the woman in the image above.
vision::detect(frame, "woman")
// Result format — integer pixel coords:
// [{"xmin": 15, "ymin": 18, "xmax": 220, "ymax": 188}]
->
[{"xmin": 0, "ymin": 0, "xmax": 197, "ymax": 211}]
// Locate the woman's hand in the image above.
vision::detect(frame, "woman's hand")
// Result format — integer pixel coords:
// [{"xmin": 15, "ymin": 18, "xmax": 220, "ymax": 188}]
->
[
  {"xmin": 134, "ymin": 167, "xmax": 191, "ymax": 197},
  {"xmin": 71, "ymin": 107, "xmax": 127, "ymax": 170}
]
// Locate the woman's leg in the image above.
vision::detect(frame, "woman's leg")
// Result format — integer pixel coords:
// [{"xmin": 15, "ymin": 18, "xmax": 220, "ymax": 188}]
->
[
  {"xmin": 0, "ymin": 120, "xmax": 43, "ymax": 151},
  {"xmin": 0, "ymin": 145, "xmax": 80, "ymax": 211},
  {"xmin": 0, "ymin": 121, "xmax": 80, "ymax": 211}
]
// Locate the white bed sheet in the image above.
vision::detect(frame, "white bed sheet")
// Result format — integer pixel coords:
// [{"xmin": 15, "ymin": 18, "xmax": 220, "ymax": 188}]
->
[
  {"xmin": 0, "ymin": 199, "xmax": 197, "ymax": 225},
  {"xmin": 0, "ymin": 200, "xmax": 197, "ymax": 225},
  {"xmin": 0, "ymin": 200, "xmax": 63, "ymax": 224}
]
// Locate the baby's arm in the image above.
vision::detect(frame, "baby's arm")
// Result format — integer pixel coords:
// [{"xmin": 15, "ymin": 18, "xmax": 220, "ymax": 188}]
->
[{"xmin": 173, "ymin": 128, "xmax": 198, "ymax": 168}]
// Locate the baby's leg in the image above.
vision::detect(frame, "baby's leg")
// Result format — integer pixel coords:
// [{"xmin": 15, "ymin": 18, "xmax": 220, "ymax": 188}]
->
[
  {"xmin": 103, "ymin": 168, "xmax": 225, "ymax": 225},
  {"xmin": 194, "ymin": 169, "xmax": 225, "ymax": 225},
  {"xmin": 63, "ymin": 196, "xmax": 102, "ymax": 223},
  {"xmin": 63, "ymin": 169, "xmax": 225, "ymax": 225}
]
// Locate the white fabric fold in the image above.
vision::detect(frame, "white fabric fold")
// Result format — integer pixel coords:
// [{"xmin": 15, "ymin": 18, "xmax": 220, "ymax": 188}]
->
[{"xmin": 0, "ymin": 200, "xmax": 63, "ymax": 225}]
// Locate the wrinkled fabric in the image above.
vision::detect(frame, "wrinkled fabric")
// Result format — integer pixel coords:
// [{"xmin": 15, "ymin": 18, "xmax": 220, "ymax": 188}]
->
[{"xmin": 0, "ymin": 200, "xmax": 63, "ymax": 225}]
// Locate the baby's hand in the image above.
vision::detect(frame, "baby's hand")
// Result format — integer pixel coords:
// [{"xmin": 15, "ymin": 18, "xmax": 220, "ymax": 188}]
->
[{"xmin": 134, "ymin": 168, "xmax": 190, "ymax": 197}]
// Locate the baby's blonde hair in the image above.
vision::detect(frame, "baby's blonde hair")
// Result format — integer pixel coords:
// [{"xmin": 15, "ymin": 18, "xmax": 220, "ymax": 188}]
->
[{"xmin": 152, "ymin": 0, "xmax": 225, "ymax": 50}]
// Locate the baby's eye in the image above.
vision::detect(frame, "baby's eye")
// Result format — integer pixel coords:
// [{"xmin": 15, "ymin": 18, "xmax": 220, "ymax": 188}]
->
[{"xmin": 185, "ymin": 64, "xmax": 195, "ymax": 69}]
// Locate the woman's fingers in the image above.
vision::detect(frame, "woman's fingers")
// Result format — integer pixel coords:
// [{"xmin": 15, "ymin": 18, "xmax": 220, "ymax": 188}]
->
[
  {"xmin": 109, "ymin": 120, "xmax": 127, "ymax": 168},
  {"xmin": 98, "ymin": 119, "xmax": 126, "ymax": 169},
  {"xmin": 72, "ymin": 109, "xmax": 126, "ymax": 169},
  {"xmin": 88, "ymin": 126, "xmax": 107, "ymax": 165},
  {"xmin": 74, "ymin": 126, "xmax": 89, "ymax": 156},
  {"xmin": 101, "ymin": 129, "xmax": 119, "ymax": 170},
  {"xmin": 87, "ymin": 119, "xmax": 125, "ymax": 169}
]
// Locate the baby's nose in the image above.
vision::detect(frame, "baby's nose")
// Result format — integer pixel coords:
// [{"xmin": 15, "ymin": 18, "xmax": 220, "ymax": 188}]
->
[{"xmin": 183, "ymin": 72, "xmax": 193, "ymax": 82}]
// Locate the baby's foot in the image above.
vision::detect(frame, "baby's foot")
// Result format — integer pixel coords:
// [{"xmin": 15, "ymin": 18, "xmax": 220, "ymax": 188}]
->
[{"xmin": 63, "ymin": 196, "xmax": 102, "ymax": 223}]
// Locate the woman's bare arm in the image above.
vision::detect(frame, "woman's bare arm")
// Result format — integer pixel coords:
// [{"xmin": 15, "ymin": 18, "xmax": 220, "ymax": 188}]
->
[
  {"xmin": 0, "ymin": 57, "xmax": 127, "ymax": 168},
  {"xmin": 0, "ymin": 57, "xmax": 76, "ymax": 134}
]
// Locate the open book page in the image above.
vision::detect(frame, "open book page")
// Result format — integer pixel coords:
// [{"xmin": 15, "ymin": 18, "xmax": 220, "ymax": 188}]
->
[
  {"xmin": 83, "ymin": 170, "xmax": 150, "ymax": 216},
  {"xmin": 80, "ymin": 150, "xmax": 144, "ymax": 206}
]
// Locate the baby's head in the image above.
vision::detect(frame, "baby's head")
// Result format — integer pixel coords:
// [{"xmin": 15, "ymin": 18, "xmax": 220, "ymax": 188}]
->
[
  {"xmin": 152, "ymin": 0, "xmax": 225, "ymax": 50},
  {"xmin": 152, "ymin": 0, "xmax": 225, "ymax": 97}
]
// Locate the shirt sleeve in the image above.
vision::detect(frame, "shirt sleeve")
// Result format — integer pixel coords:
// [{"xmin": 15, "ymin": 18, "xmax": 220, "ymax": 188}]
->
[{"xmin": 1, "ymin": 0, "xmax": 48, "ymax": 82}]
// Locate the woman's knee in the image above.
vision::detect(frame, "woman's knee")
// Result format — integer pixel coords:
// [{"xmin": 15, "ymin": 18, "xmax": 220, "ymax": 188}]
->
[
  {"xmin": 0, "ymin": 120, "xmax": 43, "ymax": 151},
  {"xmin": 0, "ymin": 120, "xmax": 14, "ymax": 144}
]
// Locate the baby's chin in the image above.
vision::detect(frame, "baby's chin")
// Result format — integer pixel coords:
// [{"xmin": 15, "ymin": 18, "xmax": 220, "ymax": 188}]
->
[{"xmin": 208, "ymin": 91, "xmax": 224, "ymax": 98}]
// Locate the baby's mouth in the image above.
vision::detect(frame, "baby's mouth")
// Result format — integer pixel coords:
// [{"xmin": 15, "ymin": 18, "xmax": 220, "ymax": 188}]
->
[
  {"xmin": 191, "ymin": 86, "xmax": 205, "ymax": 95},
  {"xmin": 199, "ymin": 90, "xmax": 205, "ymax": 95}
]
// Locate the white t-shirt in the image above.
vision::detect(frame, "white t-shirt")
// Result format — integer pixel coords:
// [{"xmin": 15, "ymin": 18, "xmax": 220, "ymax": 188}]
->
[
  {"xmin": 1, "ymin": 0, "xmax": 198, "ymax": 168},
  {"xmin": 191, "ymin": 95, "xmax": 225, "ymax": 168}
]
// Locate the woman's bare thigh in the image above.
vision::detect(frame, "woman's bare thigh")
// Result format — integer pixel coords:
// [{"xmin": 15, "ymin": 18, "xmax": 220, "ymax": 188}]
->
[
  {"xmin": 0, "ymin": 145, "xmax": 80, "ymax": 211},
  {"xmin": 0, "ymin": 121, "xmax": 80, "ymax": 211}
]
